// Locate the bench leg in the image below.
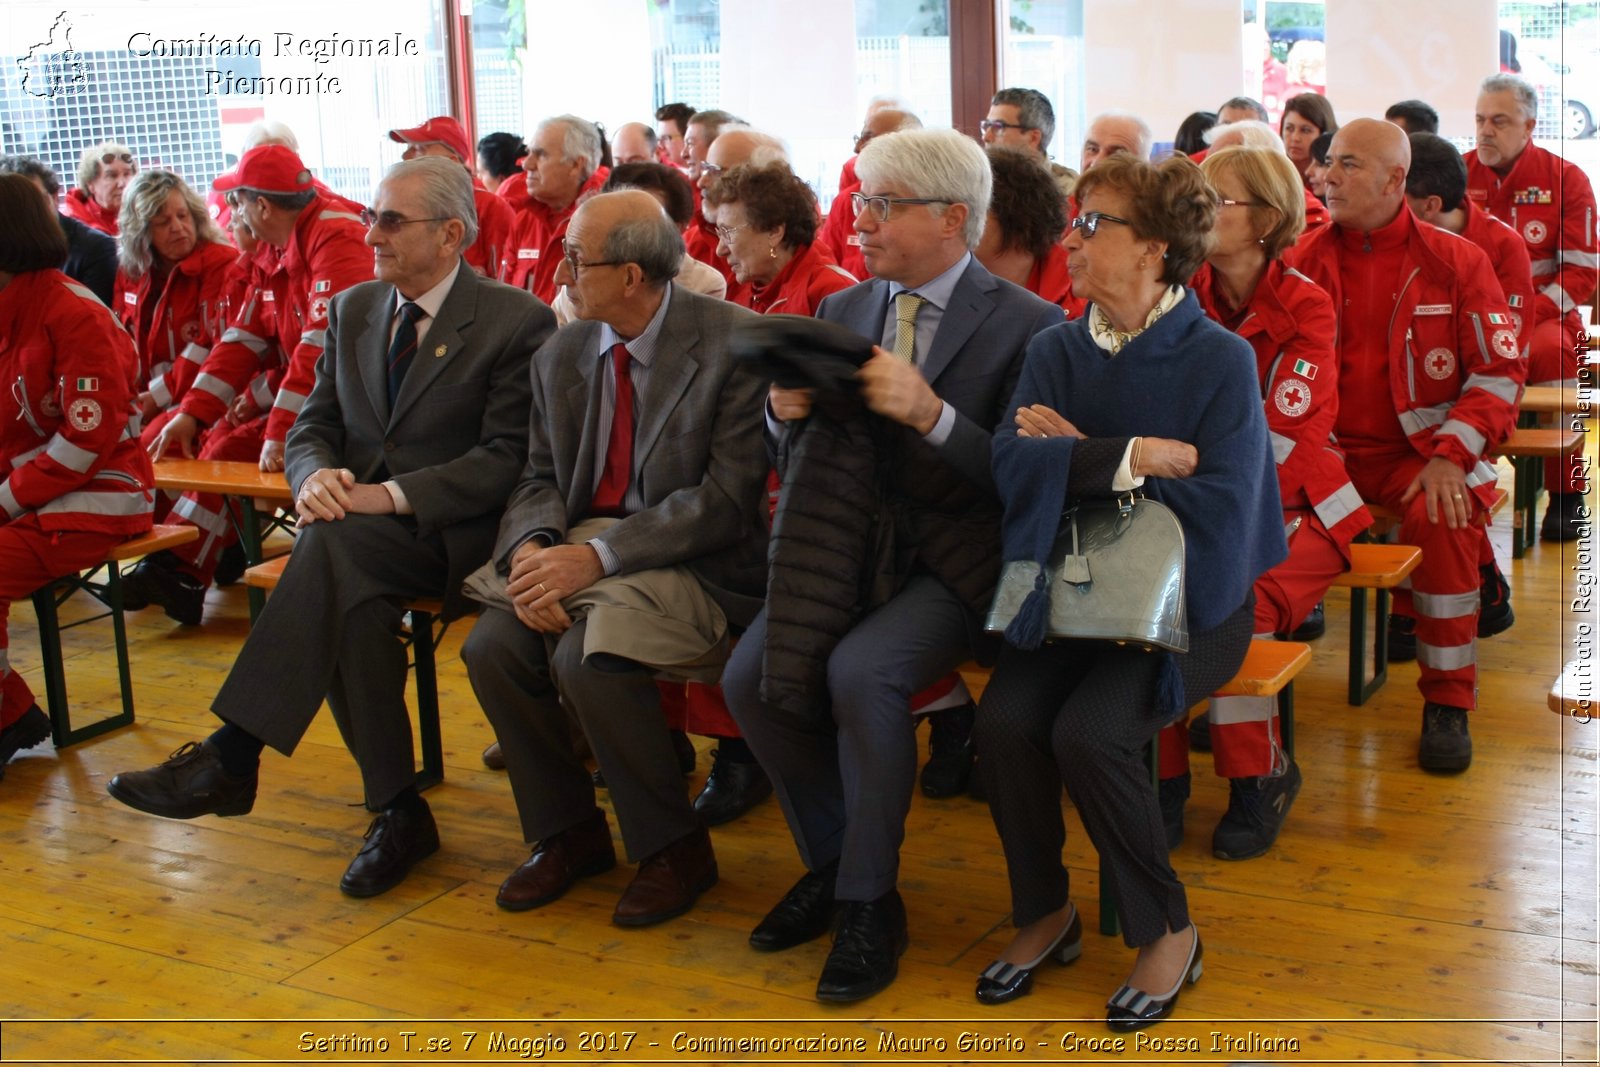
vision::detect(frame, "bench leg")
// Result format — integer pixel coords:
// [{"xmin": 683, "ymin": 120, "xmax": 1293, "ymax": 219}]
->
[
  {"xmin": 31, "ymin": 567, "xmax": 136, "ymax": 749},
  {"xmin": 31, "ymin": 585, "xmax": 72, "ymax": 747},
  {"xmin": 1279, "ymin": 681, "xmax": 1295, "ymax": 761},
  {"xmin": 1347, "ymin": 587, "xmax": 1392, "ymax": 706},
  {"xmin": 241, "ymin": 498, "xmax": 267, "ymax": 624},
  {"xmin": 1510, "ymin": 454, "xmax": 1540, "ymax": 560},
  {"xmin": 409, "ymin": 609, "xmax": 444, "ymax": 792}
]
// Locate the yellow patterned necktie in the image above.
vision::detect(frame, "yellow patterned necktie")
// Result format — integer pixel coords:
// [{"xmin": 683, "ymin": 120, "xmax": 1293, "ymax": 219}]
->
[{"xmin": 892, "ymin": 291, "xmax": 926, "ymax": 364}]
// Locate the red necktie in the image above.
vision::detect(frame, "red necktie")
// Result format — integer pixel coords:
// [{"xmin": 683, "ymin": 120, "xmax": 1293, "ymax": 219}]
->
[{"xmin": 591, "ymin": 342, "xmax": 634, "ymax": 516}]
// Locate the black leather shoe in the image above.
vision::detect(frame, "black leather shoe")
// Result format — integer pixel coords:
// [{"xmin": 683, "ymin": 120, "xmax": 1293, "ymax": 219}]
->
[
  {"xmin": 1542, "ymin": 491, "xmax": 1586, "ymax": 542},
  {"xmin": 1289, "ymin": 601, "xmax": 1326, "ymax": 641},
  {"xmin": 1387, "ymin": 614, "xmax": 1418, "ymax": 662},
  {"xmin": 1212, "ymin": 762, "xmax": 1302, "ymax": 860},
  {"xmin": 975, "ymin": 903, "xmax": 1082, "ymax": 1005},
  {"xmin": 1106, "ymin": 926, "xmax": 1203, "ymax": 1031},
  {"xmin": 0, "ymin": 705, "xmax": 50, "ymax": 781},
  {"xmin": 1186, "ymin": 713, "xmax": 1211, "ymax": 753},
  {"xmin": 1158, "ymin": 771, "xmax": 1190, "ymax": 851},
  {"xmin": 693, "ymin": 750, "xmax": 772, "ymax": 826},
  {"xmin": 482, "ymin": 742, "xmax": 505, "ymax": 770},
  {"xmin": 920, "ymin": 702, "xmax": 976, "ymax": 798},
  {"xmin": 213, "ymin": 543, "xmax": 248, "ymax": 587},
  {"xmin": 107, "ymin": 741, "xmax": 257, "ymax": 818},
  {"xmin": 815, "ymin": 890, "xmax": 908, "ymax": 1003},
  {"xmin": 1419, "ymin": 702, "xmax": 1472, "ymax": 772},
  {"xmin": 1478, "ymin": 563, "xmax": 1515, "ymax": 638},
  {"xmin": 339, "ymin": 801, "xmax": 441, "ymax": 897},
  {"xmin": 750, "ymin": 862, "xmax": 838, "ymax": 952},
  {"xmin": 594, "ymin": 729, "xmax": 696, "ymax": 788},
  {"xmin": 122, "ymin": 553, "xmax": 207, "ymax": 626}
]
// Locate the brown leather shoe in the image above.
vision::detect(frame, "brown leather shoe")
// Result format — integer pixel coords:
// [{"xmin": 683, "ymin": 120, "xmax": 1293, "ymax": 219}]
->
[
  {"xmin": 612, "ymin": 824, "xmax": 718, "ymax": 927},
  {"xmin": 481, "ymin": 742, "xmax": 505, "ymax": 770},
  {"xmin": 495, "ymin": 809, "xmax": 615, "ymax": 912}
]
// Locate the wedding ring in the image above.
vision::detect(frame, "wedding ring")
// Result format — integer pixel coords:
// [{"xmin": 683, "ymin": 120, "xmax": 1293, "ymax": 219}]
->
[{"xmin": 538, "ymin": 582, "xmax": 548, "ymax": 595}]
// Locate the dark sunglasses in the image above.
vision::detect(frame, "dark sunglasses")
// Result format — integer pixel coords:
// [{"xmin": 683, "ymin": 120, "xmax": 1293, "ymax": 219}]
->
[{"xmin": 100, "ymin": 151, "xmax": 134, "ymax": 166}]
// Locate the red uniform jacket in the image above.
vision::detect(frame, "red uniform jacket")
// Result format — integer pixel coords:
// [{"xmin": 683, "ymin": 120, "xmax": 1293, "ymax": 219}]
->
[
  {"xmin": 1025, "ymin": 245, "xmax": 1074, "ymax": 310},
  {"xmin": 1466, "ymin": 143, "xmax": 1598, "ymax": 327},
  {"xmin": 469, "ymin": 184, "xmax": 515, "ymax": 279},
  {"xmin": 262, "ymin": 196, "xmax": 374, "ymax": 443},
  {"xmin": 1303, "ymin": 187, "xmax": 1329, "ymax": 230},
  {"xmin": 1192, "ymin": 260, "xmax": 1370, "ymax": 549},
  {"xmin": 0, "ymin": 270, "xmax": 154, "ymax": 535},
  {"xmin": 744, "ymin": 242, "xmax": 857, "ymax": 316},
  {"xmin": 500, "ymin": 168, "xmax": 609, "ymax": 304},
  {"xmin": 816, "ymin": 159, "xmax": 867, "ymax": 281},
  {"xmin": 1455, "ymin": 201, "xmax": 1535, "ymax": 351},
  {"xmin": 113, "ymin": 240, "xmax": 237, "ymax": 412},
  {"xmin": 495, "ymin": 171, "xmax": 531, "ymax": 213},
  {"xmin": 179, "ymin": 243, "xmax": 285, "ymax": 428},
  {"xmin": 61, "ymin": 189, "xmax": 120, "ymax": 236},
  {"xmin": 1287, "ymin": 207, "xmax": 1525, "ymax": 508}
]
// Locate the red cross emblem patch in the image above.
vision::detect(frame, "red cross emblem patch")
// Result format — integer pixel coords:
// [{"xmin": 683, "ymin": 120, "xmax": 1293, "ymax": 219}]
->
[
  {"xmin": 1491, "ymin": 329, "xmax": 1517, "ymax": 359},
  {"xmin": 1424, "ymin": 347, "xmax": 1455, "ymax": 380},
  {"xmin": 67, "ymin": 398, "xmax": 102, "ymax": 431},
  {"xmin": 1274, "ymin": 378, "xmax": 1311, "ymax": 417}
]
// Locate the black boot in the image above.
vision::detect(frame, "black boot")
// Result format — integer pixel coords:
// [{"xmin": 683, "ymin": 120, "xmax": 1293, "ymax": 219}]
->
[
  {"xmin": 1478, "ymin": 562, "xmax": 1514, "ymax": 638},
  {"xmin": 920, "ymin": 702, "xmax": 976, "ymax": 798}
]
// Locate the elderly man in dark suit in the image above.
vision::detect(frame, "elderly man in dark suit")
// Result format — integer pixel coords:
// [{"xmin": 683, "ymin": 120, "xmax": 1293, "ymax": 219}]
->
[
  {"xmin": 460, "ymin": 190, "xmax": 769, "ymax": 928},
  {"xmin": 107, "ymin": 157, "xmax": 557, "ymax": 896},
  {"xmin": 720, "ymin": 128, "xmax": 1065, "ymax": 1002}
]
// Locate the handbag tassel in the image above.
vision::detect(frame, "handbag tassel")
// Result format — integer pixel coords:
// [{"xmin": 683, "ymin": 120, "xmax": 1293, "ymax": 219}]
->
[{"xmin": 1004, "ymin": 566, "xmax": 1052, "ymax": 651}]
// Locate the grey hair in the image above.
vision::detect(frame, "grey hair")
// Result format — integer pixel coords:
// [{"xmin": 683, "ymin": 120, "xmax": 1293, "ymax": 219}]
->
[
  {"xmin": 599, "ymin": 206, "xmax": 684, "ymax": 287},
  {"xmin": 1480, "ymin": 73, "xmax": 1539, "ymax": 120},
  {"xmin": 686, "ymin": 109, "xmax": 743, "ymax": 141},
  {"xmin": 386, "ymin": 156, "xmax": 479, "ymax": 248},
  {"xmin": 856, "ymin": 128, "xmax": 991, "ymax": 249},
  {"xmin": 118, "ymin": 169, "xmax": 226, "ymax": 279},
  {"xmin": 715, "ymin": 125, "xmax": 790, "ymax": 166},
  {"xmin": 243, "ymin": 119, "xmax": 300, "ymax": 151},
  {"xmin": 1204, "ymin": 119, "xmax": 1285, "ymax": 152},
  {"xmin": 77, "ymin": 140, "xmax": 136, "ymax": 191},
  {"xmin": 1090, "ymin": 110, "xmax": 1154, "ymax": 160},
  {"xmin": 991, "ymin": 87, "xmax": 1056, "ymax": 147},
  {"xmin": 0, "ymin": 154, "xmax": 59, "ymax": 197},
  {"xmin": 539, "ymin": 115, "xmax": 603, "ymax": 179},
  {"xmin": 1217, "ymin": 95, "xmax": 1269, "ymax": 120}
]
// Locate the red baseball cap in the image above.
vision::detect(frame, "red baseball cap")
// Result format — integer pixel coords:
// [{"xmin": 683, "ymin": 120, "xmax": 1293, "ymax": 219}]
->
[
  {"xmin": 388, "ymin": 116, "xmax": 471, "ymax": 164},
  {"xmin": 213, "ymin": 144, "xmax": 315, "ymax": 196}
]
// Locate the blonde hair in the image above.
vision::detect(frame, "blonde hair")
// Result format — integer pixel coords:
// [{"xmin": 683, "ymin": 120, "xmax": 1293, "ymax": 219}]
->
[
  {"xmin": 118, "ymin": 170, "xmax": 226, "ymax": 279},
  {"xmin": 1200, "ymin": 146, "xmax": 1306, "ymax": 259}
]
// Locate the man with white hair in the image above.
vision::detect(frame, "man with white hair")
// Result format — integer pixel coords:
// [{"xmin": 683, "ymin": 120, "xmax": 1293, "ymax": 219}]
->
[
  {"xmin": 1466, "ymin": 73, "xmax": 1598, "ymax": 542},
  {"xmin": 502, "ymin": 114, "xmax": 609, "ymax": 303},
  {"xmin": 109, "ymin": 157, "xmax": 557, "ymax": 896},
  {"xmin": 721, "ymin": 128, "xmax": 1063, "ymax": 1003},
  {"xmin": 1080, "ymin": 110, "xmax": 1152, "ymax": 172}
]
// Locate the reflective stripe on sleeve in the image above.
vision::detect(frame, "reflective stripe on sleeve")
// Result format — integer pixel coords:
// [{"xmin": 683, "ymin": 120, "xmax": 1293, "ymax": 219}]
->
[
  {"xmin": 1463, "ymin": 373, "xmax": 1521, "ymax": 404},
  {"xmin": 46, "ymin": 433, "xmax": 99, "ymax": 474},
  {"xmin": 0, "ymin": 479, "xmax": 21, "ymax": 519},
  {"xmin": 1313, "ymin": 482, "xmax": 1366, "ymax": 531},
  {"xmin": 220, "ymin": 326, "xmax": 270, "ymax": 356},
  {"xmin": 1436, "ymin": 419, "xmax": 1487, "ymax": 456},
  {"xmin": 299, "ymin": 329, "xmax": 326, "ymax": 348},
  {"xmin": 1270, "ymin": 432, "xmax": 1295, "ymax": 464},
  {"xmin": 273, "ymin": 389, "xmax": 307, "ymax": 415},
  {"xmin": 193, "ymin": 373, "xmax": 238, "ymax": 404},
  {"xmin": 1399, "ymin": 403, "xmax": 1452, "ymax": 437}
]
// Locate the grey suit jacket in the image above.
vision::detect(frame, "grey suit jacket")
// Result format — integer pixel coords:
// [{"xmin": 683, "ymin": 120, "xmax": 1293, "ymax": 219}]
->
[
  {"xmin": 814, "ymin": 256, "xmax": 1065, "ymax": 495},
  {"xmin": 286, "ymin": 261, "xmax": 557, "ymax": 617},
  {"xmin": 493, "ymin": 285, "xmax": 770, "ymax": 627}
]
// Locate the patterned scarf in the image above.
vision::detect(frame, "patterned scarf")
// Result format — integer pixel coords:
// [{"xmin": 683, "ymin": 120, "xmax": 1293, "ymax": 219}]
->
[{"xmin": 1087, "ymin": 284, "xmax": 1185, "ymax": 355}]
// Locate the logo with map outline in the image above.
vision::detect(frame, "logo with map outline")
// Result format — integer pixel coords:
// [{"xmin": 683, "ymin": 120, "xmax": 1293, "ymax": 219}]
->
[{"xmin": 18, "ymin": 12, "xmax": 87, "ymax": 98}]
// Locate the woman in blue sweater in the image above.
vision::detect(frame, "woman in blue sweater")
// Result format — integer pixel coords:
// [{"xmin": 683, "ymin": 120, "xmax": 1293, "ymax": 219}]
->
[{"xmin": 972, "ymin": 155, "xmax": 1286, "ymax": 1029}]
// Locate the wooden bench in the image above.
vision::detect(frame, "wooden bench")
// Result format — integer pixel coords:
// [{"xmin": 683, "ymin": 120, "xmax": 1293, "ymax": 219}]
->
[
  {"xmin": 1492, "ymin": 427, "xmax": 1586, "ymax": 557},
  {"xmin": 1549, "ymin": 659, "xmax": 1597, "ymax": 720},
  {"xmin": 1331, "ymin": 543, "xmax": 1423, "ymax": 706},
  {"xmin": 243, "ymin": 555, "xmax": 446, "ymax": 790},
  {"xmin": 30, "ymin": 524, "xmax": 200, "ymax": 748},
  {"xmin": 152, "ymin": 458, "xmax": 295, "ymax": 621},
  {"xmin": 962, "ymin": 639, "xmax": 1313, "ymax": 938}
]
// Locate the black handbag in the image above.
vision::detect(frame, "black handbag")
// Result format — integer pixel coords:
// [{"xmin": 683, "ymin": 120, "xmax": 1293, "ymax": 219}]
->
[{"xmin": 984, "ymin": 493, "xmax": 1189, "ymax": 653}]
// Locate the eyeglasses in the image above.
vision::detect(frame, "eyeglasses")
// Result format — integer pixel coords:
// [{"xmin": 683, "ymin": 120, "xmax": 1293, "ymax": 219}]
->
[
  {"xmin": 560, "ymin": 246, "xmax": 624, "ymax": 275},
  {"xmin": 361, "ymin": 208, "xmax": 451, "ymax": 232},
  {"xmin": 714, "ymin": 223, "xmax": 745, "ymax": 243},
  {"xmin": 100, "ymin": 152, "xmax": 135, "ymax": 166},
  {"xmin": 978, "ymin": 119, "xmax": 1034, "ymax": 135},
  {"xmin": 1069, "ymin": 211, "xmax": 1132, "ymax": 239},
  {"xmin": 850, "ymin": 192, "xmax": 953, "ymax": 222},
  {"xmin": 697, "ymin": 161, "xmax": 724, "ymax": 178},
  {"xmin": 1217, "ymin": 198, "xmax": 1266, "ymax": 209}
]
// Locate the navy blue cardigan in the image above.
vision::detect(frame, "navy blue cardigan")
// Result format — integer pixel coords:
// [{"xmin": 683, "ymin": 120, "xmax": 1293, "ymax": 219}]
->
[{"xmin": 992, "ymin": 290, "xmax": 1287, "ymax": 638}]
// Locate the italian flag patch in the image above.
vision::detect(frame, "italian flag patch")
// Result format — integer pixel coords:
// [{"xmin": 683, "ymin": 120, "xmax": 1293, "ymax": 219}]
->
[
  {"xmin": 1292, "ymin": 359, "xmax": 1318, "ymax": 380},
  {"xmin": 76, "ymin": 377, "xmax": 99, "ymax": 392},
  {"xmin": 1487, "ymin": 312, "xmax": 1509, "ymax": 325}
]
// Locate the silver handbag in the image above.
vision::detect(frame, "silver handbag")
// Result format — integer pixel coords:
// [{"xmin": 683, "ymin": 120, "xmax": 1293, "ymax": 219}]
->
[{"xmin": 985, "ymin": 493, "xmax": 1189, "ymax": 653}]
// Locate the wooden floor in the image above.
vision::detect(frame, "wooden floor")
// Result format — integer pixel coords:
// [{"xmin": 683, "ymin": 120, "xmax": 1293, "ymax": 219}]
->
[{"xmin": 1, "ymin": 455, "xmax": 1596, "ymax": 1066}]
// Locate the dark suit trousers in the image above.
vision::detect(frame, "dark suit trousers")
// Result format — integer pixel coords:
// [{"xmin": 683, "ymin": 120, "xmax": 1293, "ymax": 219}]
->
[
  {"xmin": 722, "ymin": 574, "xmax": 973, "ymax": 901},
  {"xmin": 974, "ymin": 599, "xmax": 1254, "ymax": 946},
  {"xmin": 461, "ymin": 606, "xmax": 697, "ymax": 862},
  {"xmin": 211, "ymin": 513, "xmax": 448, "ymax": 809}
]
